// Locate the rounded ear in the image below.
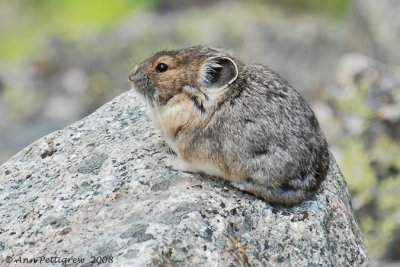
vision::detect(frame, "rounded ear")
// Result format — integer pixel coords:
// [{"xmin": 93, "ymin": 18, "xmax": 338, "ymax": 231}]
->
[{"xmin": 200, "ymin": 57, "xmax": 238, "ymax": 90}]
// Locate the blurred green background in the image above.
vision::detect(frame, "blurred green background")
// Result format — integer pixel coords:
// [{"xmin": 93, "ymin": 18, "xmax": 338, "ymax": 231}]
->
[
  {"xmin": 0, "ymin": 0, "xmax": 399, "ymax": 264},
  {"xmin": 0, "ymin": 0, "xmax": 152, "ymax": 62}
]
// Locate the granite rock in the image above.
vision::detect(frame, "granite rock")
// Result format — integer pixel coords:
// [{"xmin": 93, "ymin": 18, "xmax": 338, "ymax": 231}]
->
[{"xmin": 0, "ymin": 90, "xmax": 370, "ymax": 266}]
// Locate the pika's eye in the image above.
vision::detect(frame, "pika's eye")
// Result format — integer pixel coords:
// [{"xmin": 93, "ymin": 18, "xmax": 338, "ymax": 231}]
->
[{"xmin": 156, "ymin": 63, "xmax": 168, "ymax": 73}]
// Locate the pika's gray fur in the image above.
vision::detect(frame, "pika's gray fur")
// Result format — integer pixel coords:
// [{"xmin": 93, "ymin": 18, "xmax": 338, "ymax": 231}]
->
[{"xmin": 129, "ymin": 45, "xmax": 330, "ymax": 206}]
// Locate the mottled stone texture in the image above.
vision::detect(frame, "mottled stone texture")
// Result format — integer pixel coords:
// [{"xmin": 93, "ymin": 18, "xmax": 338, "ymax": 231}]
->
[{"xmin": 0, "ymin": 91, "xmax": 370, "ymax": 266}]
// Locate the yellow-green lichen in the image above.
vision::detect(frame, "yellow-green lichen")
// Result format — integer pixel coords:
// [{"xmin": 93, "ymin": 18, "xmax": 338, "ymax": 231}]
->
[
  {"xmin": 339, "ymin": 137, "xmax": 377, "ymax": 204},
  {"xmin": 336, "ymin": 86, "xmax": 373, "ymax": 119}
]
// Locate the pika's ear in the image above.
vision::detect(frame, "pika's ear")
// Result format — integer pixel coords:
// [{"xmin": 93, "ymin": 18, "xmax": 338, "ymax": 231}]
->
[{"xmin": 200, "ymin": 57, "xmax": 238, "ymax": 90}]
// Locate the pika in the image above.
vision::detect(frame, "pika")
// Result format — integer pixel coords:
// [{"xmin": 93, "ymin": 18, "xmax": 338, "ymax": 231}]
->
[{"xmin": 129, "ymin": 45, "xmax": 330, "ymax": 206}]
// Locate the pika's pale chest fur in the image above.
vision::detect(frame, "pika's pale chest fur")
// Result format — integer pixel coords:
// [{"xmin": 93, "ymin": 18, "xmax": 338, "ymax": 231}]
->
[{"xmin": 129, "ymin": 45, "xmax": 330, "ymax": 206}]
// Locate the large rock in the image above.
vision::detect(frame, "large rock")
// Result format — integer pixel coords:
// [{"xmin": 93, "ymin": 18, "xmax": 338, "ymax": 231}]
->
[{"xmin": 0, "ymin": 90, "xmax": 370, "ymax": 266}]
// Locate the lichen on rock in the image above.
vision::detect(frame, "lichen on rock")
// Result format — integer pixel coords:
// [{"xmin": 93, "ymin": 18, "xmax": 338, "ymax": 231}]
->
[{"xmin": 324, "ymin": 53, "xmax": 400, "ymax": 260}]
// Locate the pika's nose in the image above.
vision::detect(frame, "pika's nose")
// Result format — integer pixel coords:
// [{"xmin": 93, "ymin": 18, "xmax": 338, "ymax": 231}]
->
[{"xmin": 128, "ymin": 65, "xmax": 139, "ymax": 81}]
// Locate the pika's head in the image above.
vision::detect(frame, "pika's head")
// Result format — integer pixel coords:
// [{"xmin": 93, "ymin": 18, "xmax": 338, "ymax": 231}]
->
[{"xmin": 129, "ymin": 46, "xmax": 240, "ymax": 108}]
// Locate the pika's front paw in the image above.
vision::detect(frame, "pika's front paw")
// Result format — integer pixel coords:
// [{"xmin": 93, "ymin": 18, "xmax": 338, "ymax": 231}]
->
[{"xmin": 165, "ymin": 155, "xmax": 193, "ymax": 173}]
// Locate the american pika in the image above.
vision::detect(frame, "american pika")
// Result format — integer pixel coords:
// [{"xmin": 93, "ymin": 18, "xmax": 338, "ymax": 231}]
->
[{"xmin": 129, "ymin": 45, "xmax": 329, "ymax": 206}]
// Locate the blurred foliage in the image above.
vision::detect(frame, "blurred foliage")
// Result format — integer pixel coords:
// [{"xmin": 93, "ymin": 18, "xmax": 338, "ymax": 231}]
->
[
  {"xmin": 0, "ymin": 0, "xmax": 158, "ymax": 62},
  {"xmin": 0, "ymin": 0, "xmax": 354, "ymax": 63},
  {"xmin": 269, "ymin": 0, "xmax": 351, "ymax": 18}
]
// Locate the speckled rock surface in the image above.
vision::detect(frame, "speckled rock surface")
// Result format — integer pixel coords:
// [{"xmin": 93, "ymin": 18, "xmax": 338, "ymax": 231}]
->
[{"xmin": 0, "ymin": 91, "xmax": 370, "ymax": 266}]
